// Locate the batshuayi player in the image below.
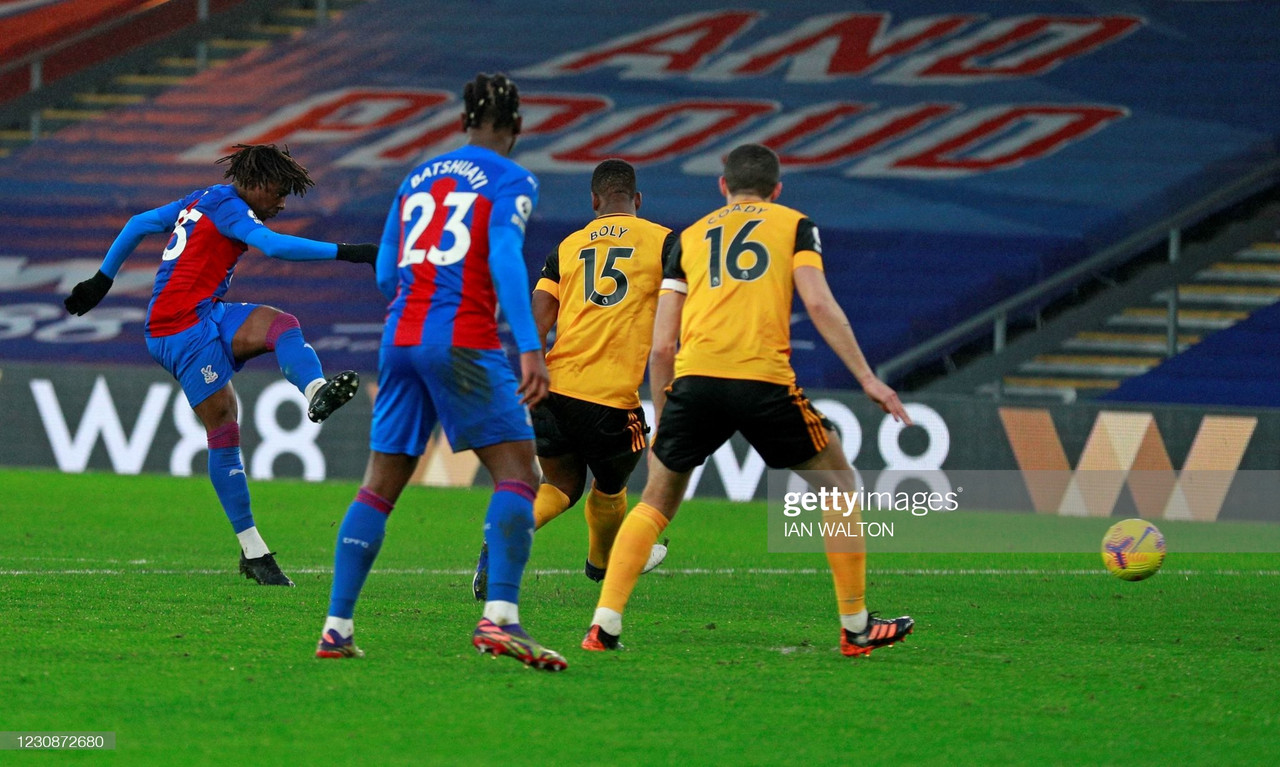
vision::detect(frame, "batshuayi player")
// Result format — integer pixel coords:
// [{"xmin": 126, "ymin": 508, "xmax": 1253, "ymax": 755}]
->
[
  {"xmin": 472, "ymin": 159, "xmax": 671, "ymax": 600},
  {"xmin": 581, "ymin": 144, "xmax": 916, "ymax": 657},
  {"xmin": 316, "ymin": 73, "xmax": 566, "ymax": 671},
  {"xmin": 64, "ymin": 144, "xmax": 379, "ymax": 587}
]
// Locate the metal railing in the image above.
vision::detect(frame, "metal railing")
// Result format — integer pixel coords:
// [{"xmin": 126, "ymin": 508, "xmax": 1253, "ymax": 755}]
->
[{"xmin": 874, "ymin": 159, "xmax": 1280, "ymax": 383}]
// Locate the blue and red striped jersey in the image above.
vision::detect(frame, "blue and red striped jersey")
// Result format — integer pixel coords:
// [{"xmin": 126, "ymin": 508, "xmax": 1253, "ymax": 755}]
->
[
  {"xmin": 145, "ymin": 184, "xmax": 268, "ymax": 337},
  {"xmin": 378, "ymin": 145, "xmax": 539, "ymax": 350}
]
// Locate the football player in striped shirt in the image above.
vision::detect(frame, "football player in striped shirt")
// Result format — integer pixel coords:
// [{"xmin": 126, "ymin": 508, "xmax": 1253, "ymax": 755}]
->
[
  {"xmin": 581, "ymin": 144, "xmax": 916, "ymax": 657},
  {"xmin": 64, "ymin": 144, "xmax": 377, "ymax": 587},
  {"xmin": 316, "ymin": 74, "xmax": 565, "ymax": 671}
]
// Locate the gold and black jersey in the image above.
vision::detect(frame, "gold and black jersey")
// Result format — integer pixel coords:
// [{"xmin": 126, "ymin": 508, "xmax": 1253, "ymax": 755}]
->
[
  {"xmin": 664, "ymin": 201, "xmax": 823, "ymax": 386},
  {"xmin": 537, "ymin": 213, "xmax": 676, "ymax": 409}
]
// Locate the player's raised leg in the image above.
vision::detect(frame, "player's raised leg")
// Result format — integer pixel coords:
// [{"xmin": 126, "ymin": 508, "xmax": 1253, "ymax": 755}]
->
[
  {"xmin": 231, "ymin": 305, "xmax": 359, "ymax": 424},
  {"xmin": 795, "ymin": 434, "xmax": 914, "ymax": 656},
  {"xmin": 191, "ymin": 384, "xmax": 292, "ymax": 586},
  {"xmin": 583, "ymin": 455, "xmax": 689, "ymax": 650},
  {"xmin": 317, "ymin": 451, "xmax": 416, "ymax": 658}
]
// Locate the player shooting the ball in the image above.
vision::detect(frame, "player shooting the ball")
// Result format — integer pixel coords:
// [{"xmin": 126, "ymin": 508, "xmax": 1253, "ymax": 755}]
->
[{"xmin": 64, "ymin": 143, "xmax": 378, "ymax": 587}]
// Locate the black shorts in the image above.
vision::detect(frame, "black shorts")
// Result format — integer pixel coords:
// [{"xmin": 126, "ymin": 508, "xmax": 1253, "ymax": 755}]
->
[
  {"xmin": 533, "ymin": 391, "xmax": 648, "ymax": 461},
  {"xmin": 533, "ymin": 392, "xmax": 649, "ymax": 493},
  {"xmin": 652, "ymin": 376, "xmax": 833, "ymax": 473}
]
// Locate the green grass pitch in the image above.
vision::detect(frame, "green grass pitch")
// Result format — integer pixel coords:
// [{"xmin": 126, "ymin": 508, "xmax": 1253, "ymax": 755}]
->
[{"xmin": 3, "ymin": 468, "xmax": 1278, "ymax": 764}]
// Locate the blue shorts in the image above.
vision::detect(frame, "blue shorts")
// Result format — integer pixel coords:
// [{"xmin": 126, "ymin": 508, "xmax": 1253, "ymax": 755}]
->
[
  {"xmin": 145, "ymin": 302, "xmax": 258, "ymax": 408},
  {"xmin": 371, "ymin": 344, "xmax": 533, "ymax": 455}
]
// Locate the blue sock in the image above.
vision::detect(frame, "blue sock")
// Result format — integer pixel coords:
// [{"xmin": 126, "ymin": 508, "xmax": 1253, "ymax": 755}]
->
[
  {"xmin": 267, "ymin": 316, "xmax": 324, "ymax": 393},
  {"xmin": 484, "ymin": 481, "xmax": 536, "ymax": 604},
  {"xmin": 207, "ymin": 424, "xmax": 252, "ymax": 533},
  {"xmin": 328, "ymin": 488, "xmax": 393, "ymax": 619}
]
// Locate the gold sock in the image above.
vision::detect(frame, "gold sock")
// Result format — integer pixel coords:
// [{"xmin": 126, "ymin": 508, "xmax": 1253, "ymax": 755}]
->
[
  {"xmin": 584, "ymin": 485, "xmax": 627, "ymax": 569},
  {"xmin": 826, "ymin": 550, "xmax": 867, "ymax": 616},
  {"xmin": 824, "ymin": 505, "xmax": 867, "ymax": 616},
  {"xmin": 597, "ymin": 503, "xmax": 668, "ymax": 613},
  {"xmin": 533, "ymin": 484, "xmax": 571, "ymax": 530}
]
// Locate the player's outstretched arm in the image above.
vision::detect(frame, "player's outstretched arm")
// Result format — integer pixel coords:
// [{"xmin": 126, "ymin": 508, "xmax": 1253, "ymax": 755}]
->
[
  {"xmin": 648, "ymin": 288, "xmax": 685, "ymax": 426},
  {"xmin": 794, "ymin": 265, "xmax": 911, "ymax": 425},
  {"xmin": 214, "ymin": 198, "xmax": 374, "ymax": 266},
  {"xmin": 65, "ymin": 201, "xmax": 184, "ymax": 315},
  {"xmin": 247, "ymin": 230, "xmax": 377, "ymax": 266}
]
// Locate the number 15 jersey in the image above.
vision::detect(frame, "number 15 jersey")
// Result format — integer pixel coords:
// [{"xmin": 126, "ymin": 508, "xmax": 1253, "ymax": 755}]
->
[
  {"xmin": 664, "ymin": 201, "xmax": 823, "ymax": 387},
  {"xmin": 537, "ymin": 214, "xmax": 675, "ymax": 409}
]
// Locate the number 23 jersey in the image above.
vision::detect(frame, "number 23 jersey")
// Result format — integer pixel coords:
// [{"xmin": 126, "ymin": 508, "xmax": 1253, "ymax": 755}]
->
[
  {"xmin": 381, "ymin": 144, "xmax": 538, "ymax": 350},
  {"xmin": 665, "ymin": 201, "xmax": 823, "ymax": 387}
]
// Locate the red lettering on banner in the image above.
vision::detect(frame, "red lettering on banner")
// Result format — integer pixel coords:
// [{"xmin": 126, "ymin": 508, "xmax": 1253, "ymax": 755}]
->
[
  {"xmin": 521, "ymin": 94, "xmax": 614, "ymax": 133},
  {"xmin": 704, "ymin": 13, "xmax": 975, "ymax": 81},
  {"xmin": 769, "ymin": 102, "xmax": 957, "ymax": 166},
  {"xmin": 891, "ymin": 15, "xmax": 1143, "ymax": 82},
  {"xmin": 181, "ymin": 88, "xmax": 451, "ymax": 162},
  {"xmin": 851, "ymin": 104, "xmax": 1128, "ymax": 177},
  {"xmin": 544, "ymin": 100, "xmax": 776, "ymax": 168},
  {"xmin": 516, "ymin": 11, "xmax": 758, "ymax": 79},
  {"xmin": 341, "ymin": 112, "xmax": 460, "ymax": 167},
  {"xmin": 336, "ymin": 93, "xmax": 612, "ymax": 168},
  {"xmin": 681, "ymin": 102, "xmax": 957, "ymax": 174}
]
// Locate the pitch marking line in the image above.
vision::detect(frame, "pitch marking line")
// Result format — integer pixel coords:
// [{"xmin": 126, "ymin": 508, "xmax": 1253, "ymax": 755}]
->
[{"xmin": 2, "ymin": 567, "xmax": 1279, "ymax": 577}]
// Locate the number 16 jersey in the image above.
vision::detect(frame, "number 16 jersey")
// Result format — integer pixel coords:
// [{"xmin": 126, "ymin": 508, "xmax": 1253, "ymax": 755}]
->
[{"xmin": 664, "ymin": 201, "xmax": 824, "ymax": 387}]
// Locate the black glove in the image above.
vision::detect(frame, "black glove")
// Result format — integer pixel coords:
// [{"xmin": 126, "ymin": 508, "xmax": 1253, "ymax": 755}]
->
[
  {"xmin": 64, "ymin": 270, "xmax": 114, "ymax": 316},
  {"xmin": 336, "ymin": 243, "xmax": 379, "ymax": 266}
]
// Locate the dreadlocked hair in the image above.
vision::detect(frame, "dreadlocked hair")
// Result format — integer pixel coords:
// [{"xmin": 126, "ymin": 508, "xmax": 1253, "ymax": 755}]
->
[
  {"xmin": 215, "ymin": 144, "xmax": 315, "ymax": 197},
  {"xmin": 461, "ymin": 72, "xmax": 521, "ymax": 133}
]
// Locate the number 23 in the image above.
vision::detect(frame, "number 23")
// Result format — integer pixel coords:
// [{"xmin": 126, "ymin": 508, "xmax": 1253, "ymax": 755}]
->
[{"xmin": 399, "ymin": 191, "xmax": 479, "ymax": 267}]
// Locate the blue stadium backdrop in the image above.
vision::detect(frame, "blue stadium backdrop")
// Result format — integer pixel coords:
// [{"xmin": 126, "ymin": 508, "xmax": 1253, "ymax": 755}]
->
[{"xmin": 2, "ymin": 0, "xmax": 1280, "ymax": 387}]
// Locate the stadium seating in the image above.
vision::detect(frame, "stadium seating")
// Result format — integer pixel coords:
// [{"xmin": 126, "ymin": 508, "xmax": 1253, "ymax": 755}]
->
[
  {"xmin": 2, "ymin": 0, "xmax": 1279, "ymax": 390},
  {"xmin": 1104, "ymin": 301, "xmax": 1280, "ymax": 407},
  {"xmin": 0, "ymin": 0, "xmax": 249, "ymax": 103}
]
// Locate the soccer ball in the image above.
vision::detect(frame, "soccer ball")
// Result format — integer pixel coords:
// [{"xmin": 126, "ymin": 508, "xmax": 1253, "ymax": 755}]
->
[{"xmin": 1101, "ymin": 519, "xmax": 1166, "ymax": 581}]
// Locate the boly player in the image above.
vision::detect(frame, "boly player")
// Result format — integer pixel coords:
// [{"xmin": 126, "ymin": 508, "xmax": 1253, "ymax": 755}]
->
[
  {"xmin": 63, "ymin": 144, "xmax": 377, "ymax": 587},
  {"xmin": 472, "ymin": 159, "xmax": 671, "ymax": 601},
  {"xmin": 581, "ymin": 144, "xmax": 916, "ymax": 657},
  {"xmin": 316, "ymin": 73, "xmax": 566, "ymax": 671}
]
